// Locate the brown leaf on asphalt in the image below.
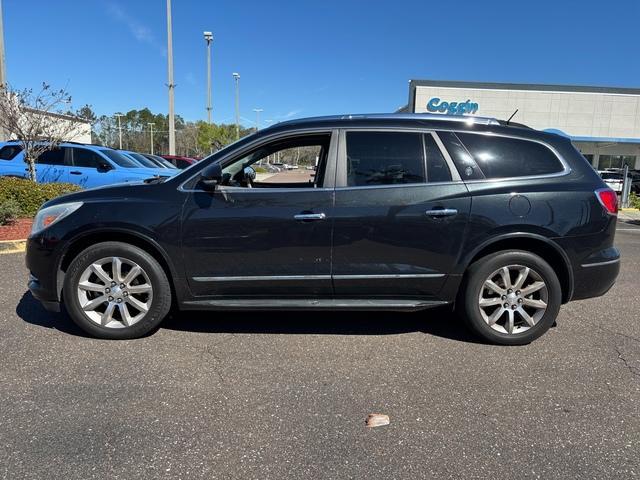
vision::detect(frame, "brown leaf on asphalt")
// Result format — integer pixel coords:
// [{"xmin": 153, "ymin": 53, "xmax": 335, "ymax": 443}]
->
[{"xmin": 365, "ymin": 413, "xmax": 390, "ymax": 428}]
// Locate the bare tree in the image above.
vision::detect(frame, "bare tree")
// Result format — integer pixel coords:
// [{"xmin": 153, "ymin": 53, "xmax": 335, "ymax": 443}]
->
[{"xmin": 0, "ymin": 83, "xmax": 84, "ymax": 181}]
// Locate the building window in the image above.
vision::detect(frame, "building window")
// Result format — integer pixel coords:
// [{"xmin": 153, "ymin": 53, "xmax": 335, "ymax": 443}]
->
[
  {"xmin": 583, "ymin": 154, "xmax": 594, "ymax": 164},
  {"xmin": 597, "ymin": 155, "xmax": 636, "ymax": 170}
]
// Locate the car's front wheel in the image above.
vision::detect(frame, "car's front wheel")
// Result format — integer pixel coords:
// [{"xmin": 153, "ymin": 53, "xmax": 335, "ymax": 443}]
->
[
  {"xmin": 63, "ymin": 242, "xmax": 172, "ymax": 339},
  {"xmin": 459, "ymin": 250, "xmax": 561, "ymax": 345}
]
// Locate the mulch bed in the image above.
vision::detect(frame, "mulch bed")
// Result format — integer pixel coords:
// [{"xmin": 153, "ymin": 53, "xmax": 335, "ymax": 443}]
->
[{"xmin": 0, "ymin": 218, "xmax": 33, "ymax": 241}]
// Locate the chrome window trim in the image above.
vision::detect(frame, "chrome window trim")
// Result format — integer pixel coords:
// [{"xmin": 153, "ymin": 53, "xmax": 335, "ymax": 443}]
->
[
  {"xmin": 333, "ymin": 180, "xmax": 466, "ymax": 192},
  {"xmin": 443, "ymin": 129, "xmax": 572, "ymax": 183},
  {"xmin": 178, "ymin": 129, "xmax": 339, "ymax": 193}
]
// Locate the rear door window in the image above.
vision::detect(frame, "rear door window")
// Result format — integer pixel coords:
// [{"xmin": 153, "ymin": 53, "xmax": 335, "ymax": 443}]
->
[
  {"xmin": 346, "ymin": 131, "xmax": 425, "ymax": 186},
  {"xmin": 456, "ymin": 132, "xmax": 564, "ymax": 179},
  {"xmin": 0, "ymin": 145, "xmax": 23, "ymax": 160}
]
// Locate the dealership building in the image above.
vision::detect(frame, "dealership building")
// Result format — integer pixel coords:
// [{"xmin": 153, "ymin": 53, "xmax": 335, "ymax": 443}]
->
[{"xmin": 400, "ymin": 80, "xmax": 640, "ymax": 170}]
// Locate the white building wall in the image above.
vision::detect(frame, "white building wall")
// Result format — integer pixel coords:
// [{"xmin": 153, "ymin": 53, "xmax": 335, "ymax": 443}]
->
[{"xmin": 413, "ymin": 86, "xmax": 640, "ymax": 139}]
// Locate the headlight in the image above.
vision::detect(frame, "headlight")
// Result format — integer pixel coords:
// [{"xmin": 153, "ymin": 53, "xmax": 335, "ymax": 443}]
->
[{"xmin": 31, "ymin": 202, "xmax": 83, "ymax": 235}]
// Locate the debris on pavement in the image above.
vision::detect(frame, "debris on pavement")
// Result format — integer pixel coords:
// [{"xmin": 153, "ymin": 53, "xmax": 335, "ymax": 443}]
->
[{"xmin": 365, "ymin": 413, "xmax": 390, "ymax": 428}]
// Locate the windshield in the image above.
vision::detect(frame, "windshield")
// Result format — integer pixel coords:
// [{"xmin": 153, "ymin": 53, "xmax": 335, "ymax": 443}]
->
[
  {"xmin": 125, "ymin": 152, "xmax": 159, "ymax": 168},
  {"xmin": 600, "ymin": 172, "xmax": 622, "ymax": 180},
  {"xmin": 101, "ymin": 149, "xmax": 141, "ymax": 168},
  {"xmin": 147, "ymin": 154, "xmax": 178, "ymax": 169}
]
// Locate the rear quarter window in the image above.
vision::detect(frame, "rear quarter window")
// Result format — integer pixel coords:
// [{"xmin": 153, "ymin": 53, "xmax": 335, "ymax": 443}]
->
[{"xmin": 456, "ymin": 133, "xmax": 564, "ymax": 179}]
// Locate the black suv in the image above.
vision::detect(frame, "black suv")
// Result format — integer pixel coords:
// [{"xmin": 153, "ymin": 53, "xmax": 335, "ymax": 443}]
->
[{"xmin": 26, "ymin": 114, "xmax": 620, "ymax": 344}]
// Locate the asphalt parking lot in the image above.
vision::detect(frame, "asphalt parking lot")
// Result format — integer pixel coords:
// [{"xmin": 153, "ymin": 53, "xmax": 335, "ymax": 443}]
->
[{"xmin": 1, "ymin": 225, "xmax": 638, "ymax": 479}]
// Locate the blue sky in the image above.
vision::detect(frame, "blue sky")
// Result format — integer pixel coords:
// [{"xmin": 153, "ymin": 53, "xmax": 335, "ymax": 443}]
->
[{"xmin": 3, "ymin": 0, "xmax": 639, "ymax": 126}]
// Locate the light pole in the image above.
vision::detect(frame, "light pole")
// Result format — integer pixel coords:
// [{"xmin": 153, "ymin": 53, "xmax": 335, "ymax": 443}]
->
[
  {"xmin": 115, "ymin": 113, "xmax": 123, "ymax": 149},
  {"xmin": 204, "ymin": 31, "xmax": 213, "ymax": 124},
  {"xmin": 253, "ymin": 108, "xmax": 263, "ymax": 131},
  {"xmin": 0, "ymin": 0, "xmax": 6, "ymax": 141},
  {"xmin": 166, "ymin": 0, "xmax": 176, "ymax": 155},
  {"xmin": 148, "ymin": 122, "xmax": 155, "ymax": 154},
  {"xmin": 0, "ymin": 0, "xmax": 6, "ymax": 89},
  {"xmin": 232, "ymin": 72, "xmax": 240, "ymax": 140}
]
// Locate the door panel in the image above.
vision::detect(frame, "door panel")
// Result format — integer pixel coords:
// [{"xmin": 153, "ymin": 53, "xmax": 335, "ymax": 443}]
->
[
  {"xmin": 331, "ymin": 183, "xmax": 470, "ymax": 297},
  {"xmin": 181, "ymin": 188, "xmax": 334, "ymax": 297}
]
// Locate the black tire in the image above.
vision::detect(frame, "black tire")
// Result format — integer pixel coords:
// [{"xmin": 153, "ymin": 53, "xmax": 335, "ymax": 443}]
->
[
  {"xmin": 458, "ymin": 250, "xmax": 561, "ymax": 346},
  {"xmin": 63, "ymin": 241, "xmax": 172, "ymax": 339}
]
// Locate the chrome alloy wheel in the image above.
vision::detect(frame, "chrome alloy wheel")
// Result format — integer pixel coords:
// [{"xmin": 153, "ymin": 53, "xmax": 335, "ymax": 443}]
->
[
  {"xmin": 76, "ymin": 257, "xmax": 153, "ymax": 329},
  {"xmin": 478, "ymin": 265, "xmax": 548, "ymax": 335}
]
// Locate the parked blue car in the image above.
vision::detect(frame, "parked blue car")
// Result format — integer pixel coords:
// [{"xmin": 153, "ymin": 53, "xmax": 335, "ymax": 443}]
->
[{"xmin": 0, "ymin": 142, "xmax": 171, "ymax": 188}]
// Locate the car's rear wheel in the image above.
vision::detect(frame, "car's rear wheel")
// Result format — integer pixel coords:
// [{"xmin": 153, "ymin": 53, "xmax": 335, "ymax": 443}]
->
[
  {"xmin": 63, "ymin": 242, "xmax": 171, "ymax": 339},
  {"xmin": 459, "ymin": 250, "xmax": 561, "ymax": 345}
]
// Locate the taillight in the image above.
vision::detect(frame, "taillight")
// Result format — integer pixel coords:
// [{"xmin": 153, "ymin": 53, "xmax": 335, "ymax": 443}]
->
[{"xmin": 595, "ymin": 188, "xmax": 618, "ymax": 215}]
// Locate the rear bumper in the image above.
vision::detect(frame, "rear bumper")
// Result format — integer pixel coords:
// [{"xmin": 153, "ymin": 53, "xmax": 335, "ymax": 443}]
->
[{"xmin": 571, "ymin": 249, "xmax": 620, "ymax": 301}]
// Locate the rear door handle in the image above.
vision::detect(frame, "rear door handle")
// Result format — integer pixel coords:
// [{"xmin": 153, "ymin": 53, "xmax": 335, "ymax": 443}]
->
[
  {"xmin": 70, "ymin": 170, "xmax": 82, "ymax": 175},
  {"xmin": 425, "ymin": 208, "xmax": 458, "ymax": 217},
  {"xmin": 294, "ymin": 213, "xmax": 326, "ymax": 221}
]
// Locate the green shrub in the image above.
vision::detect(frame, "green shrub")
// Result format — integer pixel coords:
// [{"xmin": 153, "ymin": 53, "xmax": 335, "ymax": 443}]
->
[
  {"xmin": 629, "ymin": 192, "xmax": 640, "ymax": 210},
  {"xmin": 0, "ymin": 177, "xmax": 82, "ymax": 217},
  {"xmin": 0, "ymin": 198, "xmax": 22, "ymax": 225},
  {"xmin": 254, "ymin": 166, "xmax": 268, "ymax": 174}
]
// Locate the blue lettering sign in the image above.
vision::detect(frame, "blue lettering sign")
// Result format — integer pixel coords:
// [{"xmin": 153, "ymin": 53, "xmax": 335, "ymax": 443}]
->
[{"xmin": 426, "ymin": 97, "xmax": 478, "ymax": 115}]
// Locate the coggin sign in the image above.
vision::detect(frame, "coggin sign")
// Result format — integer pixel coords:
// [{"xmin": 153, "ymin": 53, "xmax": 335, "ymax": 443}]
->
[{"xmin": 426, "ymin": 97, "xmax": 479, "ymax": 115}]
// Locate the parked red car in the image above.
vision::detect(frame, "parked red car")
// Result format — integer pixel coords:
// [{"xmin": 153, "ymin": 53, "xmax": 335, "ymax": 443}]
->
[{"xmin": 161, "ymin": 155, "xmax": 198, "ymax": 169}]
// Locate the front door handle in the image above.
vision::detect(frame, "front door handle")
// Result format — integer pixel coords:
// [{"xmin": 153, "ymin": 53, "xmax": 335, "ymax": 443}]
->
[
  {"xmin": 294, "ymin": 213, "xmax": 326, "ymax": 222},
  {"xmin": 70, "ymin": 170, "xmax": 82, "ymax": 175},
  {"xmin": 425, "ymin": 208, "xmax": 458, "ymax": 217}
]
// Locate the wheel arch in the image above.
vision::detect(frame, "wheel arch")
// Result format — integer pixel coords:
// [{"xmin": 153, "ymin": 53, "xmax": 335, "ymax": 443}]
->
[
  {"xmin": 57, "ymin": 229, "xmax": 181, "ymax": 305},
  {"xmin": 461, "ymin": 233, "xmax": 574, "ymax": 303}
]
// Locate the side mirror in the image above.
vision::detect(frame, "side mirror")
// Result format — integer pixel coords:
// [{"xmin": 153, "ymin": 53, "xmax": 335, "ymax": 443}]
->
[
  {"xmin": 200, "ymin": 162, "xmax": 223, "ymax": 190},
  {"xmin": 97, "ymin": 162, "xmax": 112, "ymax": 173}
]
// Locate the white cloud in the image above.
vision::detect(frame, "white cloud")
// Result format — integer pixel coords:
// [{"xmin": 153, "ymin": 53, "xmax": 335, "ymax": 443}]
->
[{"xmin": 106, "ymin": 2, "xmax": 163, "ymax": 54}]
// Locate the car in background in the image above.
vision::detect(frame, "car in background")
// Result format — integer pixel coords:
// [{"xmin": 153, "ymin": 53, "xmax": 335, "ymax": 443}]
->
[
  {"xmin": 142, "ymin": 154, "xmax": 179, "ymax": 170},
  {"xmin": 598, "ymin": 170, "xmax": 624, "ymax": 193},
  {"xmin": 161, "ymin": 155, "xmax": 197, "ymax": 169},
  {"xmin": 598, "ymin": 169, "xmax": 640, "ymax": 194},
  {"xmin": 0, "ymin": 141, "xmax": 168, "ymax": 189},
  {"xmin": 120, "ymin": 151, "xmax": 171, "ymax": 175}
]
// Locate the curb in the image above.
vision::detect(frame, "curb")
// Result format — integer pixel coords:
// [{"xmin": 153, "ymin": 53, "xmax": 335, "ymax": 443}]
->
[{"xmin": 0, "ymin": 239, "xmax": 27, "ymax": 254}]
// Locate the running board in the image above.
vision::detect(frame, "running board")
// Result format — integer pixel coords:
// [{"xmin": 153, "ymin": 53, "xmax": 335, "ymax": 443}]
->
[{"xmin": 181, "ymin": 298, "xmax": 449, "ymax": 312}]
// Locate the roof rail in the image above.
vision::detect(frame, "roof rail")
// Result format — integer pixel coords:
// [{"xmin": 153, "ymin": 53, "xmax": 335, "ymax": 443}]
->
[
  {"xmin": 274, "ymin": 113, "xmax": 502, "ymax": 127},
  {"xmin": 351, "ymin": 113, "xmax": 502, "ymax": 125}
]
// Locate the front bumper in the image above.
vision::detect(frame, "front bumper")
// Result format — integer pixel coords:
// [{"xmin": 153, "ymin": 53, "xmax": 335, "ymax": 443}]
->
[
  {"xmin": 28, "ymin": 273, "xmax": 60, "ymax": 312},
  {"xmin": 25, "ymin": 235, "xmax": 62, "ymax": 310}
]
